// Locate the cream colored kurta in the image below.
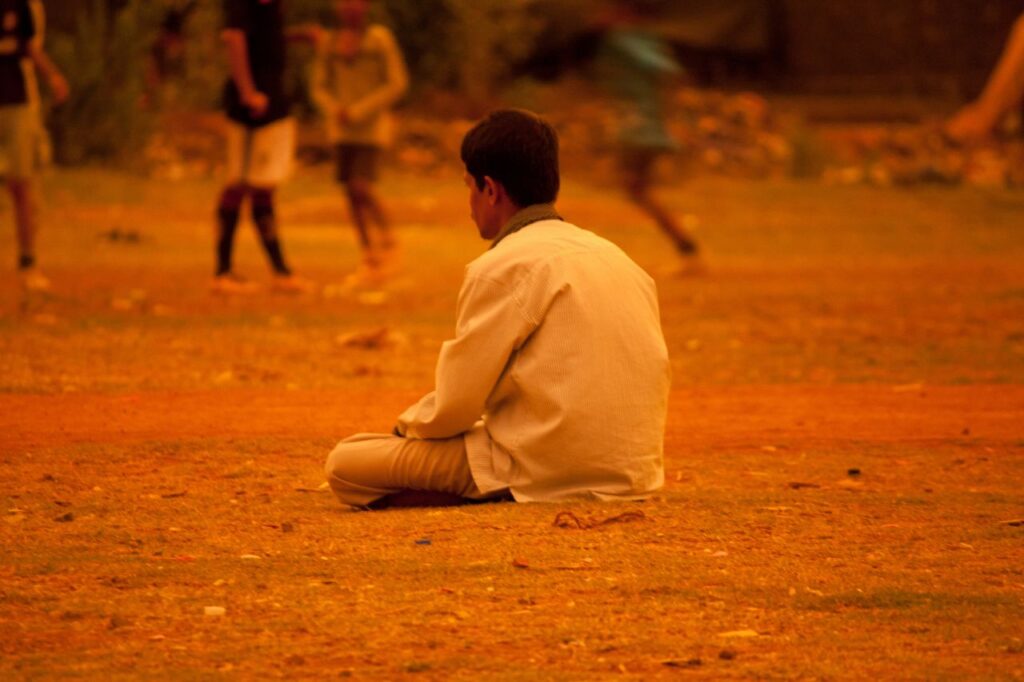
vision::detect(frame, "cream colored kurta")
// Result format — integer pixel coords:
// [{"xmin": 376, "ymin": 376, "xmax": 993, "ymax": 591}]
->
[
  {"xmin": 397, "ymin": 218, "xmax": 671, "ymax": 502},
  {"xmin": 310, "ymin": 24, "xmax": 408, "ymax": 148}
]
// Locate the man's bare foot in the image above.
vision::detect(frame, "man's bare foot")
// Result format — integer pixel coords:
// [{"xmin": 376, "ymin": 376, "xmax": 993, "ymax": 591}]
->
[
  {"xmin": 338, "ymin": 260, "xmax": 386, "ymax": 292},
  {"xmin": 211, "ymin": 273, "xmax": 260, "ymax": 295},
  {"xmin": 944, "ymin": 104, "xmax": 998, "ymax": 145},
  {"xmin": 272, "ymin": 274, "xmax": 317, "ymax": 294},
  {"xmin": 21, "ymin": 268, "xmax": 51, "ymax": 292}
]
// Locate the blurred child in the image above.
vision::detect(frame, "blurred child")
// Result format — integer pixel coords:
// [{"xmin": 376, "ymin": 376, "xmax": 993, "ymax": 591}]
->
[
  {"xmin": 145, "ymin": 1, "xmax": 198, "ymax": 105},
  {"xmin": 311, "ymin": 0, "xmax": 408, "ymax": 281},
  {"xmin": 594, "ymin": 1, "xmax": 701, "ymax": 268},
  {"xmin": 22, "ymin": 0, "xmax": 50, "ymax": 166},
  {"xmin": 214, "ymin": 0, "xmax": 313, "ymax": 294},
  {"xmin": 1, "ymin": 0, "xmax": 67, "ymax": 291}
]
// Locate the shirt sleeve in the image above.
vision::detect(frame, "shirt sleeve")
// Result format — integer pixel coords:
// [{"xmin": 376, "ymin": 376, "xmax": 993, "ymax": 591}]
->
[
  {"xmin": 396, "ymin": 273, "xmax": 538, "ymax": 440},
  {"xmin": 223, "ymin": 0, "xmax": 248, "ymax": 31},
  {"xmin": 345, "ymin": 26, "xmax": 409, "ymax": 125}
]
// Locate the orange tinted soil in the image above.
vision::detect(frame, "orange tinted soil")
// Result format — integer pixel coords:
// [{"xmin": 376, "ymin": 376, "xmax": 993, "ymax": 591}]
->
[
  {"xmin": 1, "ymin": 170, "xmax": 1023, "ymax": 679},
  {"xmin": 3, "ymin": 385, "xmax": 1021, "ymax": 451}
]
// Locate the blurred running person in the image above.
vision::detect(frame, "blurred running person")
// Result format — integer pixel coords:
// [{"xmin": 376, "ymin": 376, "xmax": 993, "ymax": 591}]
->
[
  {"xmin": 311, "ymin": 0, "xmax": 407, "ymax": 283},
  {"xmin": 214, "ymin": 0, "xmax": 312, "ymax": 294},
  {"xmin": 1, "ymin": 0, "xmax": 67, "ymax": 291},
  {"xmin": 594, "ymin": 1, "xmax": 701, "ymax": 269}
]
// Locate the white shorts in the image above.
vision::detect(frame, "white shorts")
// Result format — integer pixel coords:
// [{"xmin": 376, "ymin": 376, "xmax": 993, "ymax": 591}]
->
[
  {"xmin": 0, "ymin": 104, "xmax": 36, "ymax": 179},
  {"xmin": 225, "ymin": 116, "xmax": 295, "ymax": 187}
]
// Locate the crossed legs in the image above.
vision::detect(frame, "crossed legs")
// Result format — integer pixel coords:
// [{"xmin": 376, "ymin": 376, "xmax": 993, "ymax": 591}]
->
[{"xmin": 325, "ymin": 432, "xmax": 509, "ymax": 509}]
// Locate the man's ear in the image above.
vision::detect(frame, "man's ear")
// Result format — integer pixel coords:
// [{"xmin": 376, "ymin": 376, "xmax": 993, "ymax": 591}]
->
[{"xmin": 483, "ymin": 176, "xmax": 502, "ymax": 206}]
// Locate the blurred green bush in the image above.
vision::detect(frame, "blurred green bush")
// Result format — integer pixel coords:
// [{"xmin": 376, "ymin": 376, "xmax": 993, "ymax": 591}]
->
[
  {"xmin": 47, "ymin": 0, "xmax": 161, "ymax": 164},
  {"xmin": 41, "ymin": 0, "xmax": 575, "ymax": 163}
]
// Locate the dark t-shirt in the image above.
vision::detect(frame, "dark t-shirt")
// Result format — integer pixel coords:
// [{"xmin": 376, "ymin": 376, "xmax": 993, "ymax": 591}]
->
[
  {"xmin": 0, "ymin": 0, "xmax": 35, "ymax": 106},
  {"xmin": 222, "ymin": 0, "xmax": 290, "ymax": 127}
]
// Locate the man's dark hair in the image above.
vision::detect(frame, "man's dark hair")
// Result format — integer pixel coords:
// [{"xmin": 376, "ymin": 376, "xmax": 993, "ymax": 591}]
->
[{"xmin": 460, "ymin": 109, "xmax": 560, "ymax": 207}]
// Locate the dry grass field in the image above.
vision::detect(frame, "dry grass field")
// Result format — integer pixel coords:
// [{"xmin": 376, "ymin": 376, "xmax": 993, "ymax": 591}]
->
[{"xmin": 2, "ymin": 165, "xmax": 1023, "ymax": 679}]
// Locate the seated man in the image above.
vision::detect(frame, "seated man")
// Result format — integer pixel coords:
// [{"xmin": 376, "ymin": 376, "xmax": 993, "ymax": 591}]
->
[{"xmin": 325, "ymin": 109, "xmax": 671, "ymax": 508}]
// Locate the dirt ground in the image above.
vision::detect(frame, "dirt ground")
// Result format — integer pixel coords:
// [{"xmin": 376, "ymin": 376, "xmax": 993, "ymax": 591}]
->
[{"xmin": 1, "ymin": 166, "xmax": 1023, "ymax": 679}]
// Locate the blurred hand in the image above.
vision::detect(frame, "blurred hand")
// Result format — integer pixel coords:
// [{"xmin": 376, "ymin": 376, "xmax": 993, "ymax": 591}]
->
[
  {"xmin": 243, "ymin": 90, "xmax": 269, "ymax": 118},
  {"xmin": 49, "ymin": 73, "xmax": 70, "ymax": 105}
]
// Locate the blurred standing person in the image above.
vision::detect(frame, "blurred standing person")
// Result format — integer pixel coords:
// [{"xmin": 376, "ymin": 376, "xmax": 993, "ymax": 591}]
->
[
  {"xmin": 1, "ymin": 0, "xmax": 67, "ymax": 291},
  {"xmin": 214, "ymin": 0, "xmax": 312, "ymax": 294},
  {"xmin": 22, "ymin": 0, "xmax": 50, "ymax": 167},
  {"xmin": 946, "ymin": 12, "xmax": 1024, "ymax": 144},
  {"xmin": 594, "ymin": 0, "xmax": 701, "ymax": 269},
  {"xmin": 145, "ymin": 1, "xmax": 199, "ymax": 106},
  {"xmin": 311, "ymin": 0, "xmax": 408, "ymax": 284}
]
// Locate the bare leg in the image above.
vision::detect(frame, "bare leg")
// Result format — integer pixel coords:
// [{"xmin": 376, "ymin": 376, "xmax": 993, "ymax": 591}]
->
[
  {"xmin": 623, "ymin": 154, "xmax": 698, "ymax": 256},
  {"xmin": 345, "ymin": 183, "xmax": 375, "ymax": 265},
  {"xmin": 349, "ymin": 178, "xmax": 396, "ymax": 254},
  {"xmin": 9, "ymin": 178, "xmax": 36, "ymax": 267},
  {"xmin": 368, "ymin": 197, "xmax": 395, "ymax": 250},
  {"xmin": 947, "ymin": 13, "xmax": 1024, "ymax": 142}
]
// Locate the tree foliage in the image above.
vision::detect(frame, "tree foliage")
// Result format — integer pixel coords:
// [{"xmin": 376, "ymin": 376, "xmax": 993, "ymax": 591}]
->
[
  {"xmin": 46, "ymin": 0, "xmax": 161, "ymax": 163},
  {"xmin": 42, "ymin": 0, "xmax": 572, "ymax": 163}
]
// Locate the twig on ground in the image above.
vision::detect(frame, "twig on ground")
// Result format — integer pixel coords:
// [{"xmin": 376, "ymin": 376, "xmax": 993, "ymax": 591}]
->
[{"xmin": 552, "ymin": 510, "xmax": 647, "ymax": 530}]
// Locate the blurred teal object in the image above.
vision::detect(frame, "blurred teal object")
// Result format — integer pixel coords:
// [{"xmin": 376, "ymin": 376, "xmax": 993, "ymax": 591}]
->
[{"xmin": 596, "ymin": 28, "xmax": 682, "ymax": 152}]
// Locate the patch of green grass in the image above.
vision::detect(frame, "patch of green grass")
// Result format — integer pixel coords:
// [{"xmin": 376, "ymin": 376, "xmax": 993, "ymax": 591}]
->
[{"xmin": 797, "ymin": 589, "xmax": 1017, "ymax": 612}]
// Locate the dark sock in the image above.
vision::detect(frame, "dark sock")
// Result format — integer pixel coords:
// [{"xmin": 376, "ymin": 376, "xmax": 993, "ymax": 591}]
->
[
  {"xmin": 251, "ymin": 188, "xmax": 291, "ymax": 276},
  {"xmin": 18, "ymin": 254, "xmax": 35, "ymax": 270},
  {"xmin": 216, "ymin": 185, "xmax": 248, "ymax": 276}
]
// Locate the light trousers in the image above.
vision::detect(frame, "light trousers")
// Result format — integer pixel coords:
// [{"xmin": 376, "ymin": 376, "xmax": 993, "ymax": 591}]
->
[{"xmin": 324, "ymin": 432, "xmax": 505, "ymax": 507}]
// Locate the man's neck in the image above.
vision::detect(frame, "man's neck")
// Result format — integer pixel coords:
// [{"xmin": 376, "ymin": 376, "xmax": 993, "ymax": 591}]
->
[{"xmin": 489, "ymin": 203, "xmax": 562, "ymax": 249}]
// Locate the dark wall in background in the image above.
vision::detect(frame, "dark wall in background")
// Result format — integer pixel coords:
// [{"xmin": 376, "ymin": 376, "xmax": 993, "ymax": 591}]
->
[
  {"xmin": 40, "ymin": 0, "xmax": 1024, "ymax": 99},
  {"xmin": 781, "ymin": 0, "xmax": 1024, "ymax": 97}
]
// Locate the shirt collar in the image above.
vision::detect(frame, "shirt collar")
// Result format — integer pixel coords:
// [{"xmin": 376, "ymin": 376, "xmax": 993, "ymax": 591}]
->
[{"xmin": 489, "ymin": 203, "xmax": 562, "ymax": 249}]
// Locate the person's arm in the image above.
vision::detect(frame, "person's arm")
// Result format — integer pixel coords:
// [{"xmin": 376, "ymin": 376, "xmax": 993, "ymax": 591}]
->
[
  {"xmin": 396, "ymin": 273, "xmax": 537, "ymax": 440},
  {"xmin": 28, "ymin": 0, "xmax": 44, "ymax": 48},
  {"xmin": 25, "ymin": 43, "xmax": 68, "ymax": 104},
  {"xmin": 344, "ymin": 27, "xmax": 409, "ymax": 126},
  {"xmin": 309, "ymin": 31, "xmax": 337, "ymax": 118},
  {"xmin": 221, "ymin": 28, "xmax": 267, "ymax": 117},
  {"xmin": 286, "ymin": 23, "xmax": 322, "ymax": 45}
]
